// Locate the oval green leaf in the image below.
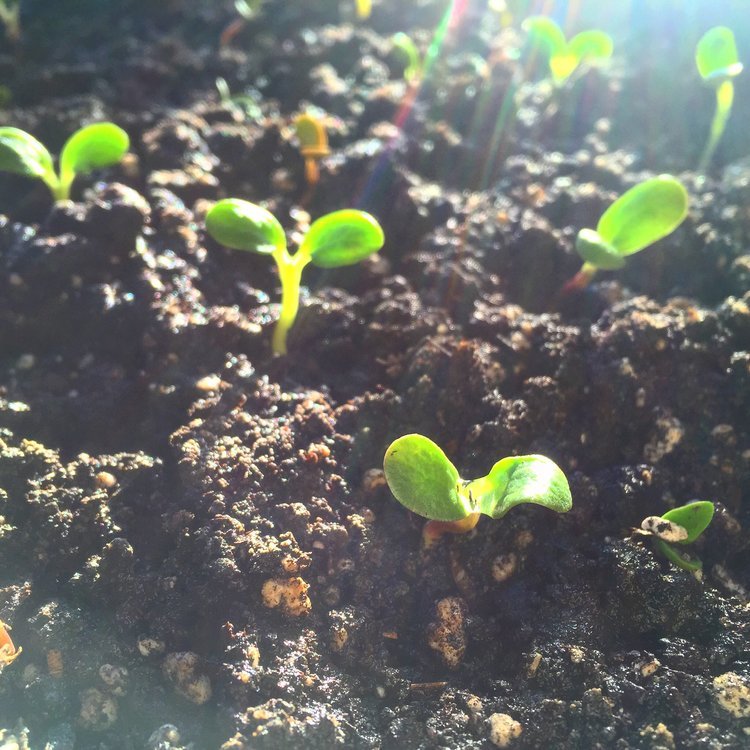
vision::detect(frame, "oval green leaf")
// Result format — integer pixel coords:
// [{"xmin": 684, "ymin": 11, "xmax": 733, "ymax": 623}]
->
[
  {"xmin": 206, "ymin": 198, "xmax": 286, "ymax": 254},
  {"xmin": 383, "ymin": 434, "xmax": 471, "ymax": 522},
  {"xmin": 0, "ymin": 126, "xmax": 55, "ymax": 182},
  {"xmin": 468, "ymin": 455, "xmax": 572, "ymax": 520},
  {"xmin": 295, "ymin": 113, "xmax": 328, "ymax": 151},
  {"xmin": 303, "ymin": 209, "xmax": 384, "ymax": 268},
  {"xmin": 696, "ymin": 26, "xmax": 743, "ymax": 82},
  {"xmin": 575, "ymin": 228, "xmax": 626, "ymax": 270},
  {"xmin": 568, "ymin": 30, "xmax": 614, "ymax": 65},
  {"xmin": 596, "ymin": 175, "xmax": 689, "ymax": 257},
  {"xmin": 522, "ymin": 16, "xmax": 567, "ymax": 58},
  {"xmin": 662, "ymin": 501, "xmax": 714, "ymax": 545},
  {"xmin": 59, "ymin": 123, "xmax": 129, "ymax": 184}
]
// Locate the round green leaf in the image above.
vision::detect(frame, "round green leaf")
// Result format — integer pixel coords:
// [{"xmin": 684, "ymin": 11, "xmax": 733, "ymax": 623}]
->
[
  {"xmin": 522, "ymin": 16, "xmax": 567, "ymax": 58},
  {"xmin": 575, "ymin": 228, "xmax": 626, "ymax": 270},
  {"xmin": 383, "ymin": 434, "xmax": 471, "ymax": 522},
  {"xmin": 596, "ymin": 175, "xmax": 689, "ymax": 257},
  {"xmin": 59, "ymin": 123, "xmax": 129, "ymax": 183},
  {"xmin": 303, "ymin": 209, "xmax": 384, "ymax": 268},
  {"xmin": 696, "ymin": 26, "xmax": 743, "ymax": 82},
  {"xmin": 468, "ymin": 455, "xmax": 572, "ymax": 520},
  {"xmin": 662, "ymin": 501, "xmax": 714, "ymax": 545},
  {"xmin": 568, "ymin": 30, "xmax": 613, "ymax": 64},
  {"xmin": 206, "ymin": 199, "xmax": 286, "ymax": 254},
  {"xmin": 0, "ymin": 127, "xmax": 55, "ymax": 182}
]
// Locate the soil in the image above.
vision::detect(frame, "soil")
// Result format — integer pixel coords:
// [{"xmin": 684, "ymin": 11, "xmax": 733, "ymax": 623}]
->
[{"xmin": 2, "ymin": 0, "xmax": 750, "ymax": 748}]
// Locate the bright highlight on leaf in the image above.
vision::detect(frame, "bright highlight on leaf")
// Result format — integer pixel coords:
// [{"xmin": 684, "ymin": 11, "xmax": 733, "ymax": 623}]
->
[
  {"xmin": 383, "ymin": 434, "xmax": 572, "ymax": 526},
  {"xmin": 567, "ymin": 176, "xmax": 689, "ymax": 291},
  {"xmin": 0, "ymin": 122, "xmax": 129, "ymax": 202},
  {"xmin": 205, "ymin": 199, "xmax": 384, "ymax": 355},
  {"xmin": 695, "ymin": 26, "xmax": 743, "ymax": 172},
  {"xmin": 522, "ymin": 16, "xmax": 613, "ymax": 85}
]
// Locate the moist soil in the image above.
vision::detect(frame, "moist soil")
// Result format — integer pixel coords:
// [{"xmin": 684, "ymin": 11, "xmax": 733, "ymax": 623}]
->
[{"xmin": 2, "ymin": 0, "xmax": 750, "ymax": 748}]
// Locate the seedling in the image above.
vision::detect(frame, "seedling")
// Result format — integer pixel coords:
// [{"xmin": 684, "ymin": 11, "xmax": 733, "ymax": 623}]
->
[
  {"xmin": 383, "ymin": 434, "xmax": 571, "ymax": 545},
  {"xmin": 522, "ymin": 16, "xmax": 613, "ymax": 86},
  {"xmin": 641, "ymin": 501, "xmax": 714, "ymax": 572},
  {"xmin": 0, "ymin": 0, "xmax": 20, "ymax": 43},
  {"xmin": 0, "ymin": 620, "xmax": 20, "ymax": 669},
  {"xmin": 220, "ymin": 0, "xmax": 263, "ymax": 46},
  {"xmin": 215, "ymin": 77, "xmax": 262, "ymax": 120},
  {"xmin": 295, "ymin": 113, "xmax": 330, "ymax": 189},
  {"xmin": 695, "ymin": 27, "xmax": 743, "ymax": 172},
  {"xmin": 206, "ymin": 199, "xmax": 384, "ymax": 355},
  {"xmin": 355, "ymin": 0, "xmax": 372, "ymax": 20},
  {"xmin": 562, "ymin": 175, "xmax": 689, "ymax": 294},
  {"xmin": 391, "ymin": 33, "xmax": 423, "ymax": 83},
  {"xmin": 0, "ymin": 123, "xmax": 129, "ymax": 202}
]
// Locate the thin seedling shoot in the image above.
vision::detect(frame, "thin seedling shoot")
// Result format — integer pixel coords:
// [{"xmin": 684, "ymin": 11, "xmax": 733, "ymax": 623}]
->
[
  {"xmin": 383, "ymin": 434, "xmax": 571, "ymax": 545},
  {"xmin": 355, "ymin": 0, "xmax": 372, "ymax": 20},
  {"xmin": 205, "ymin": 199, "xmax": 384, "ymax": 355},
  {"xmin": 0, "ymin": 123, "xmax": 129, "ymax": 202},
  {"xmin": 391, "ymin": 32, "xmax": 423, "ymax": 83},
  {"xmin": 695, "ymin": 26, "xmax": 743, "ymax": 173},
  {"xmin": 0, "ymin": 0, "xmax": 19, "ymax": 42},
  {"xmin": 641, "ymin": 501, "xmax": 714, "ymax": 573},
  {"xmin": 562, "ymin": 175, "xmax": 689, "ymax": 294},
  {"xmin": 295, "ymin": 113, "xmax": 330, "ymax": 189},
  {"xmin": 522, "ymin": 16, "xmax": 613, "ymax": 86}
]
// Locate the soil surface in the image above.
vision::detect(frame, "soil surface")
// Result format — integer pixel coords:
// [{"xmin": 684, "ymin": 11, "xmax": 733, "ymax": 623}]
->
[{"xmin": 2, "ymin": 0, "xmax": 750, "ymax": 748}]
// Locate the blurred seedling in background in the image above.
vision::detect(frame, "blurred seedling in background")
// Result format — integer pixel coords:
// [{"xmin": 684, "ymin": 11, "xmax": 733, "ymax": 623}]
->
[
  {"xmin": 0, "ymin": 620, "xmax": 21, "ymax": 670},
  {"xmin": 383, "ymin": 434, "xmax": 572, "ymax": 547},
  {"xmin": 355, "ymin": 0, "xmax": 372, "ymax": 20},
  {"xmin": 295, "ymin": 112, "xmax": 330, "ymax": 193},
  {"xmin": 215, "ymin": 77, "xmax": 262, "ymax": 120},
  {"xmin": 220, "ymin": 0, "xmax": 263, "ymax": 47},
  {"xmin": 522, "ymin": 16, "xmax": 613, "ymax": 86},
  {"xmin": 0, "ymin": 0, "xmax": 20, "ymax": 43},
  {"xmin": 0, "ymin": 123, "xmax": 129, "ymax": 202},
  {"xmin": 206, "ymin": 200, "xmax": 384, "ymax": 355},
  {"xmin": 695, "ymin": 26, "xmax": 743, "ymax": 173},
  {"xmin": 640, "ymin": 501, "xmax": 714, "ymax": 574},
  {"xmin": 391, "ymin": 32, "xmax": 424, "ymax": 84},
  {"xmin": 562, "ymin": 175, "xmax": 689, "ymax": 295}
]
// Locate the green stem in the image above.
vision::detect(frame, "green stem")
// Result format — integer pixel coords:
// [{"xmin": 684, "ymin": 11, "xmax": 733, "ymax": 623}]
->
[
  {"xmin": 656, "ymin": 539, "xmax": 702, "ymax": 573},
  {"xmin": 271, "ymin": 249, "xmax": 309, "ymax": 356},
  {"xmin": 698, "ymin": 80, "xmax": 733, "ymax": 173}
]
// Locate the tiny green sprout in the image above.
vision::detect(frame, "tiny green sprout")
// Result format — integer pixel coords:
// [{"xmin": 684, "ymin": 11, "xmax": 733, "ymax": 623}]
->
[
  {"xmin": 383, "ymin": 434, "xmax": 571, "ymax": 543},
  {"xmin": 0, "ymin": 123, "xmax": 129, "ymax": 202},
  {"xmin": 522, "ymin": 16, "xmax": 613, "ymax": 86},
  {"xmin": 641, "ymin": 501, "xmax": 715, "ymax": 573},
  {"xmin": 563, "ymin": 175, "xmax": 689, "ymax": 294},
  {"xmin": 206, "ymin": 200, "xmax": 384, "ymax": 355},
  {"xmin": 220, "ymin": 0, "xmax": 263, "ymax": 46},
  {"xmin": 0, "ymin": 0, "xmax": 20, "ymax": 43},
  {"xmin": 215, "ymin": 77, "xmax": 262, "ymax": 120},
  {"xmin": 695, "ymin": 26, "xmax": 743, "ymax": 173},
  {"xmin": 391, "ymin": 32, "xmax": 423, "ymax": 83}
]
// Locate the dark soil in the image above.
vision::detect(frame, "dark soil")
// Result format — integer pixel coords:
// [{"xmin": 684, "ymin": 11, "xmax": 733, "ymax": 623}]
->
[{"xmin": 2, "ymin": 0, "xmax": 750, "ymax": 748}]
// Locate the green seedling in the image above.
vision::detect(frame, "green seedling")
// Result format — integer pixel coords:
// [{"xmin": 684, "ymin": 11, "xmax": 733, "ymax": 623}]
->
[
  {"xmin": 383, "ymin": 434, "xmax": 571, "ymax": 544},
  {"xmin": 391, "ymin": 32, "xmax": 424, "ymax": 83},
  {"xmin": 295, "ymin": 113, "xmax": 330, "ymax": 189},
  {"xmin": 522, "ymin": 16, "xmax": 613, "ymax": 86},
  {"xmin": 641, "ymin": 501, "xmax": 714, "ymax": 573},
  {"xmin": 206, "ymin": 199, "xmax": 384, "ymax": 355},
  {"xmin": 0, "ymin": 0, "xmax": 20, "ymax": 42},
  {"xmin": 563, "ymin": 175, "xmax": 689, "ymax": 294},
  {"xmin": 220, "ymin": 0, "xmax": 263, "ymax": 46},
  {"xmin": 695, "ymin": 26, "xmax": 743, "ymax": 172},
  {"xmin": 215, "ymin": 77, "xmax": 262, "ymax": 120},
  {"xmin": 0, "ymin": 123, "xmax": 129, "ymax": 202}
]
